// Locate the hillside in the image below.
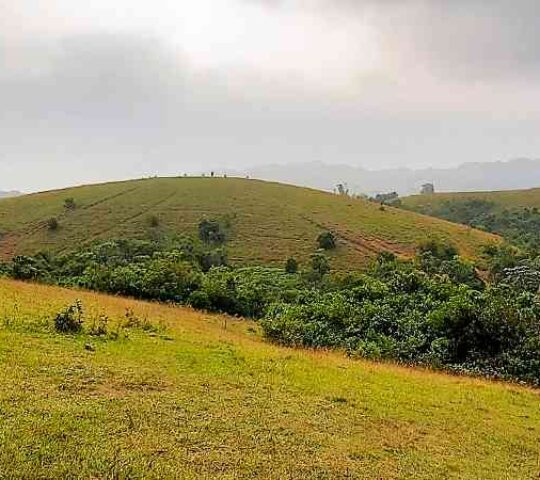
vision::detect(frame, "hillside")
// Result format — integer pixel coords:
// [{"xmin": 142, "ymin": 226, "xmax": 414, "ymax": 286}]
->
[
  {"xmin": 403, "ymin": 187, "xmax": 540, "ymax": 212},
  {"xmin": 0, "ymin": 278, "xmax": 538, "ymax": 479},
  {"xmin": 0, "ymin": 177, "xmax": 498, "ymax": 269},
  {"xmin": 403, "ymin": 188, "xmax": 540, "ymax": 250}
]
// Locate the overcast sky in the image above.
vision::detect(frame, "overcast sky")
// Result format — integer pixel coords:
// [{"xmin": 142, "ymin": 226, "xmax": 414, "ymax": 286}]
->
[{"xmin": 1, "ymin": 0, "xmax": 539, "ymax": 191}]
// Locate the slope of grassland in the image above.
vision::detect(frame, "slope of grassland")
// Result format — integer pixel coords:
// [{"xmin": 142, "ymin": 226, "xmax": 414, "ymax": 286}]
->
[
  {"xmin": 0, "ymin": 177, "xmax": 498, "ymax": 270},
  {"xmin": 0, "ymin": 278, "xmax": 538, "ymax": 479},
  {"xmin": 403, "ymin": 187, "xmax": 540, "ymax": 212}
]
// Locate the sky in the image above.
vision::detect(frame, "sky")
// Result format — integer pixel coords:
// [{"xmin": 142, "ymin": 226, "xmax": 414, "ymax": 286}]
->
[{"xmin": 1, "ymin": 0, "xmax": 539, "ymax": 191}]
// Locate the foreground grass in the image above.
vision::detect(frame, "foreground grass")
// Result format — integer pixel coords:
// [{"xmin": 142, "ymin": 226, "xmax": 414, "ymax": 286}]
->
[
  {"xmin": 0, "ymin": 177, "xmax": 497, "ymax": 269},
  {"xmin": 0, "ymin": 279, "xmax": 538, "ymax": 479}
]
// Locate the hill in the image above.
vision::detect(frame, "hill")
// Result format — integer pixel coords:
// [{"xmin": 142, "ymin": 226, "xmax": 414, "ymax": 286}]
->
[
  {"xmin": 403, "ymin": 188, "xmax": 540, "ymax": 250},
  {"xmin": 0, "ymin": 177, "xmax": 498, "ymax": 269},
  {"xmin": 403, "ymin": 187, "xmax": 540, "ymax": 211},
  {"xmin": 0, "ymin": 278, "xmax": 538, "ymax": 479}
]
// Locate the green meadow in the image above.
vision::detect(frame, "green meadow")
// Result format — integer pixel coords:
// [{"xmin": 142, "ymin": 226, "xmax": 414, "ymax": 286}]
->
[{"xmin": 0, "ymin": 279, "xmax": 538, "ymax": 479}]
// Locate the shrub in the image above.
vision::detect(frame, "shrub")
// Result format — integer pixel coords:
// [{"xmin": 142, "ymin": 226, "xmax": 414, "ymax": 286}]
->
[
  {"xmin": 198, "ymin": 249, "xmax": 228, "ymax": 272},
  {"xmin": 64, "ymin": 197, "xmax": 76, "ymax": 210},
  {"xmin": 310, "ymin": 251, "xmax": 331, "ymax": 279},
  {"xmin": 199, "ymin": 219, "xmax": 226, "ymax": 244},
  {"xmin": 418, "ymin": 239, "xmax": 458, "ymax": 260},
  {"xmin": 11, "ymin": 255, "xmax": 47, "ymax": 280},
  {"xmin": 285, "ymin": 257, "xmax": 299, "ymax": 274},
  {"xmin": 47, "ymin": 217, "xmax": 59, "ymax": 231},
  {"xmin": 88, "ymin": 314, "xmax": 109, "ymax": 336},
  {"xmin": 123, "ymin": 308, "xmax": 158, "ymax": 332},
  {"xmin": 317, "ymin": 231, "xmax": 336, "ymax": 250},
  {"xmin": 54, "ymin": 300, "xmax": 84, "ymax": 333},
  {"xmin": 148, "ymin": 215, "xmax": 160, "ymax": 227}
]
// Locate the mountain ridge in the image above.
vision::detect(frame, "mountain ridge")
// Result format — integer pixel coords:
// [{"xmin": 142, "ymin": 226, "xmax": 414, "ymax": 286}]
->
[{"xmin": 229, "ymin": 158, "xmax": 540, "ymax": 196}]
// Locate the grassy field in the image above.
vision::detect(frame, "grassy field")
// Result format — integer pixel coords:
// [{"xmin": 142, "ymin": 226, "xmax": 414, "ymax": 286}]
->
[
  {"xmin": 403, "ymin": 187, "xmax": 540, "ymax": 212},
  {"xmin": 0, "ymin": 278, "xmax": 538, "ymax": 479},
  {"xmin": 0, "ymin": 177, "xmax": 498, "ymax": 270}
]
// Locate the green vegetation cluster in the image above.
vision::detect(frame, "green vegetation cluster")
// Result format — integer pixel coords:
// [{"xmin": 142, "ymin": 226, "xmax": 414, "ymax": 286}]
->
[
  {"xmin": 2, "ymin": 224, "xmax": 539, "ymax": 385},
  {"xmin": 405, "ymin": 198, "xmax": 540, "ymax": 254}
]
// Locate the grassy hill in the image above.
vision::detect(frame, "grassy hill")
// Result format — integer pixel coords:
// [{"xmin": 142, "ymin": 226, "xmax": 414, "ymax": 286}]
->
[
  {"xmin": 403, "ymin": 188, "xmax": 540, "ymax": 212},
  {"xmin": 0, "ymin": 278, "xmax": 538, "ymax": 479},
  {"xmin": 403, "ymin": 188, "xmax": 540, "ymax": 250},
  {"xmin": 0, "ymin": 177, "xmax": 498, "ymax": 269}
]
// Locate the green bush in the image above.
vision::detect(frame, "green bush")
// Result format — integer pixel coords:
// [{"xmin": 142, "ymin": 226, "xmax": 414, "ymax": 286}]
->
[
  {"xmin": 199, "ymin": 219, "xmax": 226, "ymax": 244},
  {"xmin": 54, "ymin": 300, "xmax": 84, "ymax": 333},
  {"xmin": 285, "ymin": 257, "xmax": 299, "ymax": 274}
]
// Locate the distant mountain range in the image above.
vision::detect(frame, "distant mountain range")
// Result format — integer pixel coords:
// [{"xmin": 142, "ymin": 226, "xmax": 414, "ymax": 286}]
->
[
  {"xmin": 0, "ymin": 191, "xmax": 21, "ymax": 199},
  {"xmin": 237, "ymin": 158, "xmax": 540, "ymax": 196}
]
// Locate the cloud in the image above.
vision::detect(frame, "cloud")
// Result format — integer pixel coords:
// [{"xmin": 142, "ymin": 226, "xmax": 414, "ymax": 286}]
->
[{"xmin": 0, "ymin": 0, "xmax": 540, "ymax": 191}]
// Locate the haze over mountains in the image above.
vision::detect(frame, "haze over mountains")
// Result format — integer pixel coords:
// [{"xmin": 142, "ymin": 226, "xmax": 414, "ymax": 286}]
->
[
  {"xmin": 235, "ymin": 158, "xmax": 540, "ymax": 196},
  {"xmin": 0, "ymin": 191, "xmax": 20, "ymax": 199}
]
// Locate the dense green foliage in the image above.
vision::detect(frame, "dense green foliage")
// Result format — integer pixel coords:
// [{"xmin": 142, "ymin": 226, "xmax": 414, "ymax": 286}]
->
[
  {"xmin": 405, "ymin": 198, "xmax": 540, "ymax": 254},
  {"xmin": 2, "ymin": 235, "xmax": 539, "ymax": 385}
]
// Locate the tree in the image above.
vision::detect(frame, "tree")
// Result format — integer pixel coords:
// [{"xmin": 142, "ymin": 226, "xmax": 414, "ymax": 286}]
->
[
  {"xmin": 336, "ymin": 183, "xmax": 349, "ymax": 196},
  {"xmin": 317, "ymin": 232, "xmax": 336, "ymax": 250},
  {"xmin": 285, "ymin": 257, "xmax": 299, "ymax": 274}
]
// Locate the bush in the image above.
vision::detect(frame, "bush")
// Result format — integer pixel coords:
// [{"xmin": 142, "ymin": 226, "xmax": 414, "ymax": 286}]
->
[
  {"xmin": 64, "ymin": 197, "xmax": 76, "ymax": 210},
  {"xmin": 148, "ymin": 215, "xmax": 160, "ymax": 227},
  {"xmin": 418, "ymin": 239, "xmax": 458, "ymax": 260},
  {"xmin": 199, "ymin": 219, "xmax": 226, "ymax": 244},
  {"xmin": 309, "ymin": 251, "xmax": 331, "ymax": 279},
  {"xmin": 54, "ymin": 300, "xmax": 84, "ymax": 333},
  {"xmin": 11, "ymin": 255, "xmax": 47, "ymax": 280},
  {"xmin": 47, "ymin": 217, "xmax": 59, "ymax": 231},
  {"xmin": 317, "ymin": 231, "xmax": 336, "ymax": 250},
  {"xmin": 285, "ymin": 257, "xmax": 299, "ymax": 274},
  {"xmin": 88, "ymin": 314, "xmax": 109, "ymax": 336}
]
